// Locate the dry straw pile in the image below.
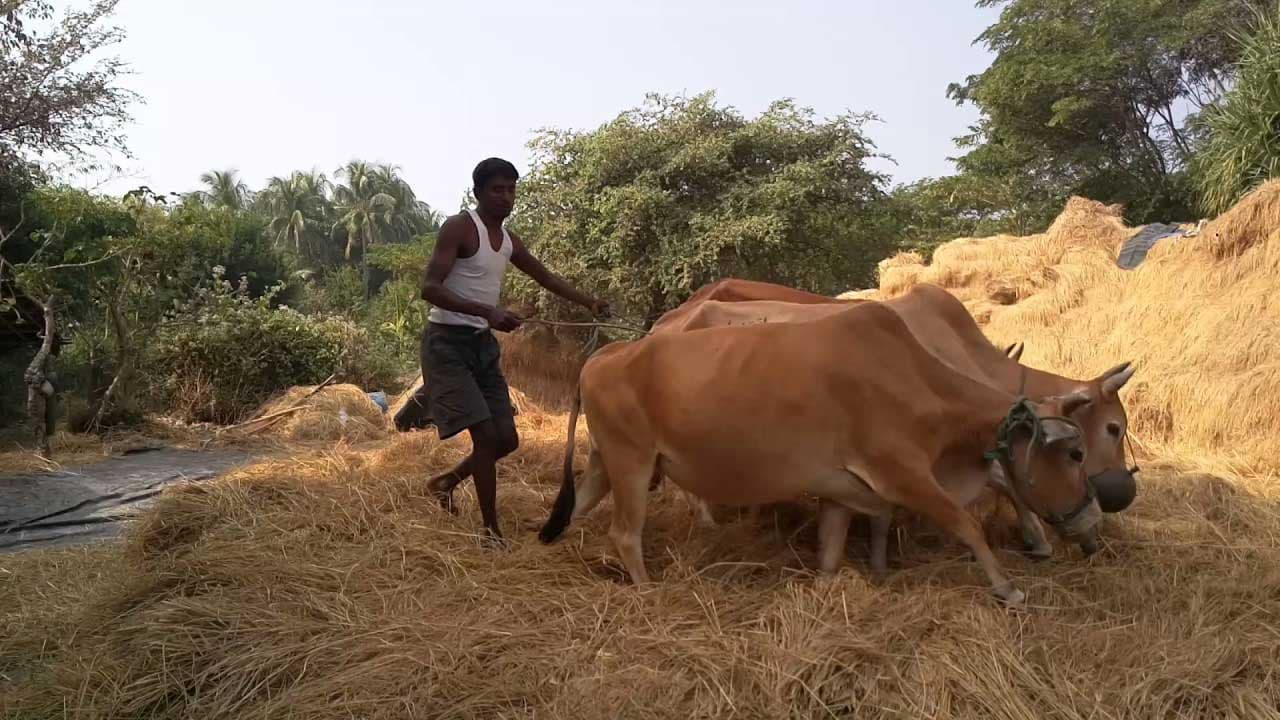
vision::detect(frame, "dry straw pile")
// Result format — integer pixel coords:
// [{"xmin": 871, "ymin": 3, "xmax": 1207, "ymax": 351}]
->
[
  {"xmin": 248, "ymin": 383, "xmax": 389, "ymax": 443},
  {"xmin": 869, "ymin": 181, "xmax": 1280, "ymax": 477},
  {"xmin": 4, "ymin": 187, "xmax": 1280, "ymax": 718}
]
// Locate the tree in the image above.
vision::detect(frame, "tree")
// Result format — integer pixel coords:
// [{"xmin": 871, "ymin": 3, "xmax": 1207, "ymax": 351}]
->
[
  {"xmin": 260, "ymin": 170, "xmax": 334, "ymax": 267},
  {"xmin": 0, "ymin": 0, "xmax": 139, "ymax": 172},
  {"xmin": 509, "ymin": 91, "xmax": 895, "ymax": 324},
  {"xmin": 193, "ymin": 168, "xmax": 251, "ymax": 210},
  {"xmin": 948, "ymin": 0, "xmax": 1267, "ymax": 224},
  {"xmin": 1190, "ymin": 1, "xmax": 1280, "ymax": 215},
  {"xmin": 331, "ymin": 160, "xmax": 393, "ymax": 297},
  {"xmin": 331, "ymin": 161, "xmax": 439, "ymax": 295}
]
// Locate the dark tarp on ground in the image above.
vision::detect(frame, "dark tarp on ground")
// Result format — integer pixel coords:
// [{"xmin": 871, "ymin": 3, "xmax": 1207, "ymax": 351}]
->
[
  {"xmin": 393, "ymin": 384, "xmax": 434, "ymax": 432},
  {"xmin": 1117, "ymin": 223, "xmax": 1183, "ymax": 270},
  {"xmin": 0, "ymin": 447, "xmax": 252, "ymax": 552}
]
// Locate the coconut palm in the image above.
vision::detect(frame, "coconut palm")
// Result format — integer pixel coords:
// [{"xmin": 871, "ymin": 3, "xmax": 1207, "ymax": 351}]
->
[
  {"xmin": 260, "ymin": 170, "xmax": 333, "ymax": 266},
  {"xmin": 371, "ymin": 163, "xmax": 442, "ymax": 241},
  {"xmin": 331, "ymin": 161, "xmax": 397, "ymax": 294},
  {"xmin": 195, "ymin": 168, "xmax": 251, "ymax": 210}
]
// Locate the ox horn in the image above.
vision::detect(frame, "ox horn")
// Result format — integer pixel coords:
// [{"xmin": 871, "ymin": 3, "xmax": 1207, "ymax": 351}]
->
[
  {"xmin": 1100, "ymin": 362, "xmax": 1137, "ymax": 398},
  {"xmin": 1004, "ymin": 341, "xmax": 1025, "ymax": 361},
  {"xmin": 1059, "ymin": 391, "xmax": 1092, "ymax": 417}
]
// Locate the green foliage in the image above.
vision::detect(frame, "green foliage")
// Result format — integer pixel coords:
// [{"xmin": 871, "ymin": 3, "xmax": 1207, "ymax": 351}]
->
[
  {"xmin": 949, "ymin": 0, "xmax": 1266, "ymax": 224},
  {"xmin": 1190, "ymin": 2, "xmax": 1280, "ymax": 215},
  {"xmin": 299, "ymin": 265, "xmax": 367, "ymax": 318},
  {"xmin": 152, "ymin": 269, "xmax": 395, "ymax": 423},
  {"xmin": 0, "ymin": 0, "xmax": 140, "ymax": 172},
  {"xmin": 258, "ymin": 170, "xmax": 337, "ymax": 269},
  {"xmin": 888, "ymin": 174, "xmax": 1055, "ymax": 256},
  {"xmin": 509, "ymin": 91, "xmax": 896, "ymax": 323},
  {"xmin": 191, "ymin": 169, "xmax": 251, "ymax": 210},
  {"xmin": 365, "ymin": 277, "xmax": 427, "ymax": 361},
  {"xmin": 365, "ymin": 235, "xmax": 436, "ymax": 279}
]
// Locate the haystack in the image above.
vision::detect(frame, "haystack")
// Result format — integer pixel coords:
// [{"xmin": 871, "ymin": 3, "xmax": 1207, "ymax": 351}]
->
[
  {"xmin": 863, "ymin": 180, "xmax": 1280, "ymax": 475},
  {"xmin": 251, "ymin": 383, "xmax": 387, "ymax": 442}
]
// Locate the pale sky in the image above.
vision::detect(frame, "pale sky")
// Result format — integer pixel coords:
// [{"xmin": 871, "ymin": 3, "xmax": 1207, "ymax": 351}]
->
[{"xmin": 79, "ymin": 0, "xmax": 1001, "ymax": 213}]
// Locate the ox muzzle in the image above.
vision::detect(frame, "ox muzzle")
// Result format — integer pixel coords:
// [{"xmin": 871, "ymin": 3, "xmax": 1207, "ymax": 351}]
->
[{"xmin": 1089, "ymin": 467, "xmax": 1138, "ymax": 513}]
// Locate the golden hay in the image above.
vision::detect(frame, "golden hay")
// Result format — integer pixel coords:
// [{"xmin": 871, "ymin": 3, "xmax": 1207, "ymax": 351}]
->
[
  {"xmin": 3, "ymin": 404, "xmax": 1278, "ymax": 719},
  {"xmin": 866, "ymin": 180, "xmax": 1280, "ymax": 476},
  {"xmin": 251, "ymin": 383, "xmax": 388, "ymax": 443}
]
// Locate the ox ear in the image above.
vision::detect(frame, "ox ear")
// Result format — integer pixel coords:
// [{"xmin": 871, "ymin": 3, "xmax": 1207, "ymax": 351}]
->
[
  {"xmin": 1004, "ymin": 341, "xmax": 1025, "ymax": 361},
  {"xmin": 1100, "ymin": 362, "xmax": 1137, "ymax": 398}
]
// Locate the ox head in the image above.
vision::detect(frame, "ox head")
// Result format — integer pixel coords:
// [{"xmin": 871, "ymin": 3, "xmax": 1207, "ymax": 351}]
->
[
  {"xmin": 1062, "ymin": 362, "xmax": 1139, "ymax": 513},
  {"xmin": 990, "ymin": 393, "xmax": 1104, "ymax": 554}
]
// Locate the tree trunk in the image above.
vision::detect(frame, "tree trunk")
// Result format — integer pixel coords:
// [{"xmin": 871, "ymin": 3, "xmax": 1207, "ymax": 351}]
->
[
  {"xmin": 91, "ymin": 292, "xmax": 130, "ymax": 432},
  {"xmin": 24, "ymin": 298, "xmax": 56, "ymax": 459}
]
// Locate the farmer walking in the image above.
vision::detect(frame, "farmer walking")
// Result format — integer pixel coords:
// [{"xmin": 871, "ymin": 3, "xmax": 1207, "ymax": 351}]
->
[{"xmin": 419, "ymin": 157, "xmax": 607, "ymax": 542}]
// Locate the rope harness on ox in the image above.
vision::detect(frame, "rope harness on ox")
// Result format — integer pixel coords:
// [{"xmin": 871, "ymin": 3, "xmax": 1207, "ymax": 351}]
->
[{"xmin": 982, "ymin": 370, "xmax": 1096, "ymax": 531}]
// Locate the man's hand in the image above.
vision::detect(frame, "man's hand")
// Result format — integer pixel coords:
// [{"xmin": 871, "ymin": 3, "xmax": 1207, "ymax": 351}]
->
[
  {"xmin": 589, "ymin": 298, "xmax": 611, "ymax": 319},
  {"xmin": 485, "ymin": 306, "xmax": 524, "ymax": 332}
]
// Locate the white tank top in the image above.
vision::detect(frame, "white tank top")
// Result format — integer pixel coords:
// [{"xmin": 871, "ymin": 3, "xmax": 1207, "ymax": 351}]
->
[{"xmin": 427, "ymin": 210, "xmax": 513, "ymax": 329}]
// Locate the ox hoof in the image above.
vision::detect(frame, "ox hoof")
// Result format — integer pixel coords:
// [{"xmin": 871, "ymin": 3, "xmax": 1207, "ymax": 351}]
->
[
  {"xmin": 1024, "ymin": 543, "xmax": 1053, "ymax": 561},
  {"xmin": 992, "ymin": 583, "xmax": 1026, "ymax": 606}
]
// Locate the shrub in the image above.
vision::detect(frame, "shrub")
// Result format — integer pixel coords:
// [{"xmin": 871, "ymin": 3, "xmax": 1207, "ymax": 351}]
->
[{"xmin": 152, "ymin": 268, "xmax": 398, "ymax": 424}]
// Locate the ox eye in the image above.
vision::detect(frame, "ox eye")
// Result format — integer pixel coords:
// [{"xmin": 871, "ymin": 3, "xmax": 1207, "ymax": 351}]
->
[
  {"xmin": 1069, "ymin": 448, "xmax": 1084, "ymax": 463},
  {"xmin": 1106, "ymin": 422, "xmax": 1122, "ymax": 438}
]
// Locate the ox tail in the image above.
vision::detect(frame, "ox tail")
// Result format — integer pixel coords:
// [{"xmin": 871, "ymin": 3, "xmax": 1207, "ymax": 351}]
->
[{"xmin": 539, "ymin": 386, "xmax": 582, "ymax": 543}]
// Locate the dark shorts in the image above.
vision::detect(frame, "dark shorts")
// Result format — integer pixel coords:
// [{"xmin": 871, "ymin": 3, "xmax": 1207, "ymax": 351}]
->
[{"xmin": 420, "ymin": 322, "xmax": 517, "ymax": 441}]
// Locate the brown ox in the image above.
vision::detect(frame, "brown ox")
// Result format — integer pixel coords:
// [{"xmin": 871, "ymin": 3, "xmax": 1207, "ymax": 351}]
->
[
  {"xmin": 539, "ymin": 301, "xmax": 1101, "ymax": 605},
  {"xmin": 651, "ymin": 281, "xmax": 1139, "ymax": 552}
]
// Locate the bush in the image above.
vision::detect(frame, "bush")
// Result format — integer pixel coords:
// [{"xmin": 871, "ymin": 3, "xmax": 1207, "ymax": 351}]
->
[
  {"xmin": 298, "ymin": 265, "xmax": 367, "ymax": 318},
  {"xmin": 152, "ymin": 269, "xmax": 399, "ymax": 424},
  {"xmin": 364, "ymin": 277, "xmax": 427, "ymax": 362},
  {"xmin": 1190, "ymin": 2, "xmax": 1280, "ymax": 215}
]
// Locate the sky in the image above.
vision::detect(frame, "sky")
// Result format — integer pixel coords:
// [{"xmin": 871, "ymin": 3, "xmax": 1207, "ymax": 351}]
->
[{"xmin": 78, "ymin": 0, "xmax": 1002, "ymax": 213}]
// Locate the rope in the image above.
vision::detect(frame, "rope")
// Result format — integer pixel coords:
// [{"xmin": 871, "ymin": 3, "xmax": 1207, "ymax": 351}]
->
[{"xmin": 518, "ymin": 317, "xmax": 651, "ymax": 336}]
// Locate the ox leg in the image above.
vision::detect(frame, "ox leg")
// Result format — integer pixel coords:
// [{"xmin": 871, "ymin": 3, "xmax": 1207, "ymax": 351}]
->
[
  {"xmin": 602, "ymin": 452, "xmax": 657, "ymax": 585},
  {"xmin": 987, "ymin": 463, "xmax": 1052, "ymax": 559},
  {"xmin": 571, "ymin": 446, "xmax": 613, "ymax": 523},
  {"xmin": 886, "ymin": 467, "xmax": 1025, "ymax": 605},
  {"xmin": 869, "ymin": 514, "xmax": 892, "ymax": 578},
  {"xmin": 817, "ymin": 500, "xmax": 853, "ymax": 574}
]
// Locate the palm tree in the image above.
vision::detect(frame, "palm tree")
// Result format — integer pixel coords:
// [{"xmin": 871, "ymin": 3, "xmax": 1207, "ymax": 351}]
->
[
  {"xmin": 371, "ymin": 163, "xmax": 442, "ymax": 241},
  {"xmin": 260, "ymin": 170, "xmax": 333, "ymax": 266},
  {"xmin": 195, "ymin": 168, "xmax": 250, "ymax": 210},
  {"xmin": 332, "ymin": 161, "xmax": 396, "ymax": 294}
]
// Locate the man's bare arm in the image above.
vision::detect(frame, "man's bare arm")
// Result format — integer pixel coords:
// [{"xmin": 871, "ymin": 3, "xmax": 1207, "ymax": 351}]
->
[{"xmin": 509, "ymin": 233, "xmax": 606, "ymax": 314}]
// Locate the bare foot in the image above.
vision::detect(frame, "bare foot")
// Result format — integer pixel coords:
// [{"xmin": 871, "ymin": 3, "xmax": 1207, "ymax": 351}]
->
[
  {"xmin": 426, "ymin": 474, "xmax": 460, "ymax": 514},
  {"xmin": 481, "ymin": 525, "xmax": 509, "ymax": 549}
]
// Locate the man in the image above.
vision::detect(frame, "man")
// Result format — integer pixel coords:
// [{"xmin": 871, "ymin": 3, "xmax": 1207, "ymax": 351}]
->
[{"xmin": 419, "ymin": 157, "xmax": 607, "ymax": 542}]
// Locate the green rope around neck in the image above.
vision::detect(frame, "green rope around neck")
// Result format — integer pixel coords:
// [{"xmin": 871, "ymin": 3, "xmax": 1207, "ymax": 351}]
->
[{"xmin": 983, "ymin": 396, "xmax": 1042, "ymax": 468}]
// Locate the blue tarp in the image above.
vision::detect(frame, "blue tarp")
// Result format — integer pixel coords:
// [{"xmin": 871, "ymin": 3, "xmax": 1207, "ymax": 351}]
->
[{"xmin": 1117, "ymin": 223, "xmax": 1182, "ymax": 269}]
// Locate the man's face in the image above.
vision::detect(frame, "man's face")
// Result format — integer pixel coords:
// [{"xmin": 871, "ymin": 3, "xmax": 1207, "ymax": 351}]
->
[{"xmin": 477, "ymin": 176, "xmax": 516, "ymax": 219}]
